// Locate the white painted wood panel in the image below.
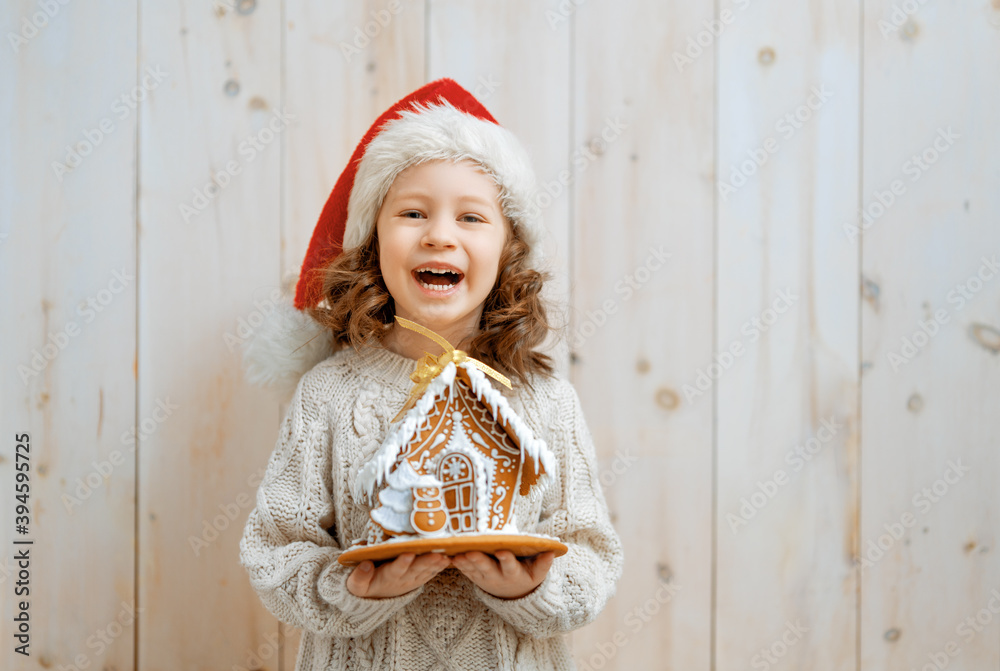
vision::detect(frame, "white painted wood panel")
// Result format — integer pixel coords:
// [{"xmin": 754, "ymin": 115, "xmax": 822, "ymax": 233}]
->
[
  {"xmin": 0, "ymin": 2, "xmax": 138, "ymax": 670},
  {"xmin": 572, "ymin": 1, "xmax": 715, "ymax": 668},
  {"xmin": 860, "ymin": 2, "xmax": 1000, "ymax": 668},
  {"xmin": 137, "ymin": 1, "xmax": 282, "ymax": 667},
  {"xmin": 715, "ymin": 1, "xmax": 860, "ymax": 669}
]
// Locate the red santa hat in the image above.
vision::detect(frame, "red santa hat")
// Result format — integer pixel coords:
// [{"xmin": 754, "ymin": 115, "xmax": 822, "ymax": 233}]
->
[{"xmin": 242, "ymin": 78, "xmax": 544, "ymax": 399}]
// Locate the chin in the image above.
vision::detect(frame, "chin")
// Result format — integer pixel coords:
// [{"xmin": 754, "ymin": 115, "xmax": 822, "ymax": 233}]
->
[{"xmin": 396, "ymin": 296, "xmax": 482, "ymax": 338}]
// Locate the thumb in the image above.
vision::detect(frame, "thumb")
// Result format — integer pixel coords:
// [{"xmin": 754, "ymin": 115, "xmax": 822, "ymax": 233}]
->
[
  {"xmin": 530, "ymin": 552, "xmax": 555, "ymax": 578},
  {"xmin": 348, "ymin": 561, "xmax": 375, "ymax": 595}
]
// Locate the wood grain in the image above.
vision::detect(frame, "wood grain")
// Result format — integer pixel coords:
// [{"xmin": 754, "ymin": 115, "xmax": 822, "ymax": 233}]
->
[
  {"xmin": 3, "ymin": 2, "xmax": 998, "ymax": 669},
  {"xmin": 861, "ymin": 2, "xmax": 1000, "ymax": 668},
  {"xmin": 0, "ymin": 2, "xmax": 138, "ymax": 670},
  {"xmin": 572, "ymin": 0, "xmax": 715, "ymax": 668}
]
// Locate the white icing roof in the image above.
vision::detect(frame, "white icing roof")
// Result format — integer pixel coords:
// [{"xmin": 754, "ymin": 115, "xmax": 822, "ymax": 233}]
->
[{"xmin": 353, "ymin": 361, "xmax": 555, "ymax": 504}]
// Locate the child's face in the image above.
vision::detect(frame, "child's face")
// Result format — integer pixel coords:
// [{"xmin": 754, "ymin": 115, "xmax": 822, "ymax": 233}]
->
[{"xmin": 375, "ymin": 158, "xmax": 508, "ymax": 342}]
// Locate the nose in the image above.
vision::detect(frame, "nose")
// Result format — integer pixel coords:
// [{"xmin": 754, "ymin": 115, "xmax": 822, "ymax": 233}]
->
[{"xmin": 420, "ymin": 213, "xmax": 457, "ymax": 250}]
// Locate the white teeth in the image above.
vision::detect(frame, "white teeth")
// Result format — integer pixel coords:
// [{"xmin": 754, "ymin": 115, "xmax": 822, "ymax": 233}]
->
[
  {"xmin": 418, "ymin": 280, "xmax": 456, "ymax": 292},
  {"xmin": 413, "ymin": 267, "xmax": 462, "ymax": 292},
  {"xmin": 414, "ymin": 267, "xmax": 461, "ymax": 275}
]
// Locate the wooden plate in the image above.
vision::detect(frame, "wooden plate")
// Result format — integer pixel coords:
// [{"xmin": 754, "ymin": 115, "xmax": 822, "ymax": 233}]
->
[{"xmin": 337, "ymin": 534, "xmax": 568, "ymax": 566}]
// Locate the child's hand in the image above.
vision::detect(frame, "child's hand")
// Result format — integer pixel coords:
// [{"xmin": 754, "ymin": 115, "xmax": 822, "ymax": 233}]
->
[
  {"xmin": 346, "ymin": 552, "xmax": 451, "ymax": 598},
  {"xmin": 451, "ymin": 550, "xmax": 555, "ymax": 599}
]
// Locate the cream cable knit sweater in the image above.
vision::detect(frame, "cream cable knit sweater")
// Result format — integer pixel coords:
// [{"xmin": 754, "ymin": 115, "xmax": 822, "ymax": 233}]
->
[{"xmin": 239, "ymin": 344, "xmax": 624, "ymax": 671}]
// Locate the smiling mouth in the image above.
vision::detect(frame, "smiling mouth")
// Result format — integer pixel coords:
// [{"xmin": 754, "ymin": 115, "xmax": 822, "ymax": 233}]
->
[{"xmin": 412, "ymin": 267, "xmax": 464, "ymax": 292}]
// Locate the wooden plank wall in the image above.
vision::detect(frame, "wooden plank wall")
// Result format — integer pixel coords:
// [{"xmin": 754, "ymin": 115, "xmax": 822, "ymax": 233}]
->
[
  {"xmin": 1, "ymin": 1, "xmax": 998, "ymax": 670},
  {"xmin": 861, "ymin": 1, "xmax": 1000, "ymax": 668},
  {"xmin": 1, "ymin": 2, "xmax": 139, "ymax": 671},
  {"xmin": 716, "ymin": 0, "xmax": 860, "ymax": 668}
]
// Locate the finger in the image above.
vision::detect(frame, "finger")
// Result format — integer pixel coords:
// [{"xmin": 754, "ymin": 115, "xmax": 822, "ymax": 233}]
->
[
  {"xmin": 411, "ymin": 553, "xmax": 450, "ymax": 578},
  {"xmin": 453, "ymin": 551, "xmax": 480, "ymax": 566},
  {"xmin": 466, "ymin": 551, "xmax": 496, "ymax": 569},
  {"xmin": 347, "ymin": 560, "xmax": 374, "ymax": 596},
  {"xmin": 450, "ymin": 553, "xmax": 474, "ymax": 571},
  {"xmin": 423, "ymin": 551, "xmax": 452, "ymax": 567},
  {"xmin": 385, "ymin": 552, "xmax": 416, "ymax": 577},
  {"xmin": 529, "ymin": 552, "xmax": 555, "ymax": 579},
  {"xmin": 451, "ymin": 556, "xmax": 476, "ymax": 577},
  {"xmin": 495, "ymin": 551, "xmax": 522, "ymax": 577},
  {"xmin": 452, "ymin": 552, "xmax": 487, "ymax": 578},
  {"xmin": 411, "ymin": 552, "xmax": 447, "ymax": 569}
]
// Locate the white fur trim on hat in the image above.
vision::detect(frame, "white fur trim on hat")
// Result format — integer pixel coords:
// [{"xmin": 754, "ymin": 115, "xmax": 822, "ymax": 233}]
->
[
  {"xmin": 343, "ymin": 99, "xmax": 544, "ymax": 266},
  {"xmin": 240, "ymin": 292, "xmax": 335, "ymax": 401}
]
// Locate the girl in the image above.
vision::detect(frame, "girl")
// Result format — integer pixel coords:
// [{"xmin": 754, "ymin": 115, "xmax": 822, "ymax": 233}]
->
[{"xmin": 239, "ymin": 78, "xmax": 623, "ymax": 671}]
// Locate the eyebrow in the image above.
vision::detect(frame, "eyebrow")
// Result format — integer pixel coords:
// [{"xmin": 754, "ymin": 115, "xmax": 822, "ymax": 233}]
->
[{"xmin": 391, "ymin": 191, "xmax": 499, "ymax": 210}]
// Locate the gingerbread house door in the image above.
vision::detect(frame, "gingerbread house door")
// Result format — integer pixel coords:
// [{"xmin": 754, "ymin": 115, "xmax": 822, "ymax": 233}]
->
[{"xmin": 437, "ymin": 452, "xmax": 477, "ymax": 532}]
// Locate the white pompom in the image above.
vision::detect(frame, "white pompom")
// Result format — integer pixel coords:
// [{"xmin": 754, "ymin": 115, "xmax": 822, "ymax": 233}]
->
[{"xmin": 239, "ymin": 293, "xmax": 335, "ymax": 401}]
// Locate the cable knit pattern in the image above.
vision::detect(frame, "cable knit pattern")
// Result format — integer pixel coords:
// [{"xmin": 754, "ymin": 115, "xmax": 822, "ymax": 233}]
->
[{"xmin": 239, "ymin": 344, "xmax": 624, "ymax": 671}]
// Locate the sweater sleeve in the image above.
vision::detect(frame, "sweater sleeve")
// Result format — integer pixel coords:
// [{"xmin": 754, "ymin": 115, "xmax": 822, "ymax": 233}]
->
[
  {"xmin": 239, "ymin": 370, "xmax": 424, "ymax": 638},
  {"xmin": 470, "ymin": 379, "xmax": 624, "ymax": 638}
]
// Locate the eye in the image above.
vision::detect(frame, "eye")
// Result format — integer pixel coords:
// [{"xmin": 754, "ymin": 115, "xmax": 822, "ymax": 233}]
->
[
  {"xmin": 401, "ymin": 210, "xmax": 424, "ymax": 219},
  {"xmin": 460, "ymin": 214, "xmax": 485, "ymax": 223}
]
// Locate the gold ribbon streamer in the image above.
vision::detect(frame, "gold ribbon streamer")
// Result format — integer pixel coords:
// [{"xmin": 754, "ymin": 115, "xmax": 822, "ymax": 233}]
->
[{"xmin": 390, "ymin": 316, "xmax": 512, "ymax": 423}]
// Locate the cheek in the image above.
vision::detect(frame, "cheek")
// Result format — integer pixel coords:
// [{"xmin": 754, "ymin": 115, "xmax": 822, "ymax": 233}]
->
[
  {"xmin": 377, "ymin": 231, "xmax": 408, "ymax": 280},
  {"xmin": 472, "ymin": 247, "xmax": 503, "ymax": 289}
]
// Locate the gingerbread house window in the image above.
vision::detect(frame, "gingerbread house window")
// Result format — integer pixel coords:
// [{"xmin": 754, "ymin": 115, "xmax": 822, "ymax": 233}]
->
[{"xmin": 438, "ymin": 452, "xmax": 476, "ymax": 532}]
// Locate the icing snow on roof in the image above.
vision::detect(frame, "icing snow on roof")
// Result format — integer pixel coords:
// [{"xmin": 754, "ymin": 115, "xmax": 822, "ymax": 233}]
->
[{"xmin": 352, "ymin": 360, "xmax": 555, "ymax": 504}]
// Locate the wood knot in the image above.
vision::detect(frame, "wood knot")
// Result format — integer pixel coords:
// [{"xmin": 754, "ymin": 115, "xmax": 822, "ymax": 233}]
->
[
  {"xmin": 969, "ymin": 323, "xmax": 1000, "ymax": 353},
  {"xmin": 655, "ymin": 387, "xmax": 679, "ymax": 410}
]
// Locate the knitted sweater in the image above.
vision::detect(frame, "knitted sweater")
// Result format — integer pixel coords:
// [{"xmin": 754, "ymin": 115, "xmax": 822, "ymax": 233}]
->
[{"xmin": 239, "ymin": 344, "xmax": 624, "ymax": 671}]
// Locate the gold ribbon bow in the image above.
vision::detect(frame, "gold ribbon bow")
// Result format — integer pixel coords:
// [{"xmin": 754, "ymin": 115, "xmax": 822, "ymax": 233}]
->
[{"xmin": 390, "ymin": 316, "xmax": 512, "ymax": 423}]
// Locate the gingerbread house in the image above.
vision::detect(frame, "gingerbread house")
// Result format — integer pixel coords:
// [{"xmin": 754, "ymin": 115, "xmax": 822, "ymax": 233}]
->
[{"xmin": 340, "ymin": 357, "xmax": 566, "ymax": 564}]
